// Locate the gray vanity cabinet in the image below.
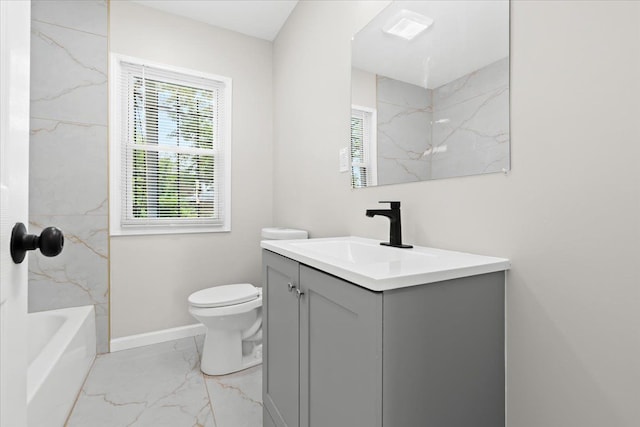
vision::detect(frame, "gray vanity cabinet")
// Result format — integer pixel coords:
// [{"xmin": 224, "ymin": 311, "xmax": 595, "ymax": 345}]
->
[
  {"xmin": 263, "ymin": 249, "xmax": 505, "ymax": 427},
  {"xmin": 299, "ymin": 264, "xmax": 383, "ymax": 427},
  {"xmin": 263, "ymin": 250, "xmax": 382, "ymax": 427},
  {"xmin": 263, "ymin": 251, "xmax": 300, "ymax": 427}
]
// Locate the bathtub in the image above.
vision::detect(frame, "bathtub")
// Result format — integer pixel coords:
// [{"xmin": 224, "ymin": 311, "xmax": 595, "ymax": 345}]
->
[{"xmin": 27, "ymin": 305, "xmax": 96, "ymax": 427}]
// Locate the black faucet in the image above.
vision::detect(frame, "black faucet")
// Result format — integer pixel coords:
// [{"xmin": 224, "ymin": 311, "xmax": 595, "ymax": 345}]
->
[{"xmin": 365, "ymin": 201, "xmax": 413, "ymax": 249}]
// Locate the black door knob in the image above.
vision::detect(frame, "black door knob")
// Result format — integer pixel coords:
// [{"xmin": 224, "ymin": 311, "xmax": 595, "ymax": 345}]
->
[{"xmin": 10, "ymin": 222, "xmax": 64, "ymax": 264}]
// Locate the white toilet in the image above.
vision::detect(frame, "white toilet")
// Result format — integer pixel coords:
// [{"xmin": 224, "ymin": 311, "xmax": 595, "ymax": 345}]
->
[{"xmin": 188, "ymin": 227, "xmax": 308, "ymax": 375}]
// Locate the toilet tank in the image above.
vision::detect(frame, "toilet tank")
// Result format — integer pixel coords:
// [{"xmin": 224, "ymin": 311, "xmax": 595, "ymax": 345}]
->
[{"xmin": 261, "ymin": 227, "xmax": 308, "ymax": 240}]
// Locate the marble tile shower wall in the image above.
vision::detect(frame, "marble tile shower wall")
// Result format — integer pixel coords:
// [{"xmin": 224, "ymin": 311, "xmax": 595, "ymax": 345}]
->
[
  {"xmin": 431, "ymin": 57, "xmax": 510, "ymax": 179},
  {"xmin": 376, "ymin": 76, "xmax": 432, "ymax": 185},
  {"xmin": 29, "ymin": 0, "xmax": 109, "ymax": 353},
  {"xmin": 376, "ymin": 57, "xmax": 509, "ymax": 183}
]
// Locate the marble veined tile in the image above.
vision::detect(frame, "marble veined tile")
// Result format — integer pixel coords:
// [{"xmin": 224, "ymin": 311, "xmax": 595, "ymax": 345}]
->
[
  {"xmin": 95, "ymin": 303, "xmax": 109, "ymax": 354},
  {"xmin": 377, "ymin": 98, "xmax": 432, "ymax": 184},
  {"xmin": 377, "ymin": 100, "xmax": 432, "ymax": 133},
  {"xmin": 205, "ymin": 365, "xmax": 263, "ymax": 427},
  {"xmin": 433, "ymin": 57, "xmax": 509, "ymax": 110},
  {"xmin": 29, "ymin": 118, "xmax": 107, "ymax": 216},
  {"xmin": 31, "ymin": 20, "xmax": 107, "ymax": 125},
  {"xmin": 377, "ymin": 75, "xmax": 431, "ymax": 109},
  {"xmin": 431, "ymin": 86, "xmax": 510, "ymax": 179},
  {"xmin": 195, "ymin": 334, "xmax": 205, "ymax": 357},
  {"xmin": 28, "ymin": 214, "xmax": 108, "ymax": 310},
  {"xmin": 67, "ymin": 338, "xmax": 215, "ymax": 427},
  {"xmin": 377, "ymin": 102, "xmax": 432, "ymax": 151},
  {"xmin": 376, "ymin": 73, "xmax": 433, "ymax": 185},
  {"xmin": 377, "ymin": 156, "xmax": 430, "ymax": 185},
  {"xmin": 32, "ymin": 0, "xmax": 107, "ymax": 37}
]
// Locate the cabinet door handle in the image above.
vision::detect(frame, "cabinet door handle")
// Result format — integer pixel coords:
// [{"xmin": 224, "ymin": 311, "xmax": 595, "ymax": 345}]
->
[
  {"xmin": 295, "ymin": 288, "xmax": 304, "ymax": 299},
  {"xmin": 287, "ymin": 282, "xmax": 295, "ymax": 292}
]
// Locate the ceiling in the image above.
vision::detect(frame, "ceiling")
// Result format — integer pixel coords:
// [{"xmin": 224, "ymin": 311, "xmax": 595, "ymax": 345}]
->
[
  {"xmin": 131, "ymin": 0, "xmax": 298, "ymax": 41},
  {"xmin": 352, "ymin": 0, "xmax": 509, "ymax": 89}
]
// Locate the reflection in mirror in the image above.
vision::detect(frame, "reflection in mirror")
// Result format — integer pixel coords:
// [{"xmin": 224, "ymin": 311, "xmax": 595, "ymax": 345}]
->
[{"xmin": 351, "ymin": 0, "xmax": 510, "ymax": 188}]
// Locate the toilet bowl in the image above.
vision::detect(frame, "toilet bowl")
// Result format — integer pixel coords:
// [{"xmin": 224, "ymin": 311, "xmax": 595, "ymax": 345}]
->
[
  {"xmin": 188, "ymin": 227, "xmax": 307, "ymax": 375},
  {"xmin": 189, "ymin": 284, "xmax": 263, "ymax": 375}
]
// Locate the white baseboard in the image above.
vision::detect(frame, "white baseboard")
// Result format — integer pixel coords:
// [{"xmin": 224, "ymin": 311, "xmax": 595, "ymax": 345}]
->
[{"xmin": 110, "ymin": 323, "xmax": 206, "ymax": 353}]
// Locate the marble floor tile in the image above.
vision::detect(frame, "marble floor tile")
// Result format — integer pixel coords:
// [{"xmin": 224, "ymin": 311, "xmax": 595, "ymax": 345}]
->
[
  {"xmin": 205, "ymin": 365, "xmax": 263, "ymax": 427},
  {"xmin": 67, "ymin": 336, "xmax": 264, "ymax": 427},
  {"xmin": 195, "ymin": 334, "xmax": 205, "ymax": 357},
  {"xmin": 67, "ymin": 337, "xmax": 215, "ymax": 426}
]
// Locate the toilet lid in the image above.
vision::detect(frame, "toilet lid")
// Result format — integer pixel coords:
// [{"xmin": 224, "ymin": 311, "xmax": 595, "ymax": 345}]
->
[
  {"xmin": 261, "ymin": 227, "xmax": 308, "ymax": 240},
  {"xmin": 188, "ymin": 284, "xmax": 260, "ymax": 308}
]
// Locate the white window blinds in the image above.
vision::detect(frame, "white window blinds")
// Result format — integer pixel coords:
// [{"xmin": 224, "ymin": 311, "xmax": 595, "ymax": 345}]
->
[
  {"xmin": 350, "ymin": 107, "xmax": 374, "ymax": 188},
  {"xmin": 114, "ymin": 57, "xmax": 231, "ymax": 232}
]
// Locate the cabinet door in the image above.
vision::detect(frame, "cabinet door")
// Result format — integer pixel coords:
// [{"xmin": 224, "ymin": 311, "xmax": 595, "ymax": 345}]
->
[
  {"xmin": 263, "ymin": 251, "xmax": 300, "ymax": 427},
  {"xmin": 299, "ymin": 266, "xmax": 383, "ymax": 427},
  {"xmin": 382, "ymin": 272, "xmax": 506, "ymax": 427}
]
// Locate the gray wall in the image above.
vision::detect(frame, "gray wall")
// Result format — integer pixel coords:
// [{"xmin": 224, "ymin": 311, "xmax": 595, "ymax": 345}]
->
[
  {"xmin": 109, "ymin": 2, "xmax": 274, "ymax": 339},
  {"xmin": 273, "ymin": 1, "xmax": 640, "ymax": 426},
  {"xmin": 29, "ymin": 0, "xmax": 109, "ymax": 353}
]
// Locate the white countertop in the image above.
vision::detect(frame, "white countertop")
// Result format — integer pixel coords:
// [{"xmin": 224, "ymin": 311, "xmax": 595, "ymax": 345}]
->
[{"xmin": 261, "ymin": 236, "xmax": 510, "ymax": 292}]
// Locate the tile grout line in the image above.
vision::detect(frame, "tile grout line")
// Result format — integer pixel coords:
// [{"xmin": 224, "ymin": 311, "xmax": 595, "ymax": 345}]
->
[
  {"xmin": 64, "ymin": 353, "xmax": 99, "ymax": 426},
  {"xmin": 32, "ymin": 18, "xmax": 107, "ymax": 38},
  {"xmin": 30, "ymin": 116, "xmax": 108, "ymax": 128}
]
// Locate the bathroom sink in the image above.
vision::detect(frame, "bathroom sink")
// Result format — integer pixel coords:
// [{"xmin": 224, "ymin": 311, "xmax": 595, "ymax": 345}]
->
[
  {"xmin": 287, "ymin": 238, "xmax": 432, "ymax": 265},
  {"xmin": 261, "ymin": 236, "xmax": 510, "ymax": 291}
]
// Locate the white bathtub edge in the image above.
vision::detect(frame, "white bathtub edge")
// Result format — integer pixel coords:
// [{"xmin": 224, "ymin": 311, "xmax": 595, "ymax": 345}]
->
[
  {"xmin": 110, "ymin": 323, "xmax": 206, "ymax": 353},
  {"xmin": 27, "ymin": 305, "xmax": 96, "ymax": 427},
  {"xmin": 27, "ymin": 305, "xmax": 95, "ymax": 404}
]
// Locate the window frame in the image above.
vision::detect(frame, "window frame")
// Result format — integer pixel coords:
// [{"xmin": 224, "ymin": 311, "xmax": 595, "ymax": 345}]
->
[
  {"xmin": 109, "ymin": 54, "xmax": 232, "ymax": 236},
  {"xmin": 350, "ymin": 105, "xmax": 377, "ymax": 188}
]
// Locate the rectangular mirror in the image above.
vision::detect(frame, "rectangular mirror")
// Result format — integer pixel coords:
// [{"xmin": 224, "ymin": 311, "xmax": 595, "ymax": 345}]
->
[{"xmin": 351, "ymin": 0, "xmax": 510, "ymax": 187}]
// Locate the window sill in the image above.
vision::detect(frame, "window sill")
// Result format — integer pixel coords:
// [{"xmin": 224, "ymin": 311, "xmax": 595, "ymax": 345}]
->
[{"xmin": 110, "ymin": 224, "xmax": 230, "ymax": 237}]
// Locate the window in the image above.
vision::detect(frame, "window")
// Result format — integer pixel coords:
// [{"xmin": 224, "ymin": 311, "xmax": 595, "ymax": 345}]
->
[
  {"xmin": 110, "ymin": 55, "xmax": 231, "ymax": 235},
  {"xmin": 350, "ymin": 106, "xmax": 377, "ymax": 188}
]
